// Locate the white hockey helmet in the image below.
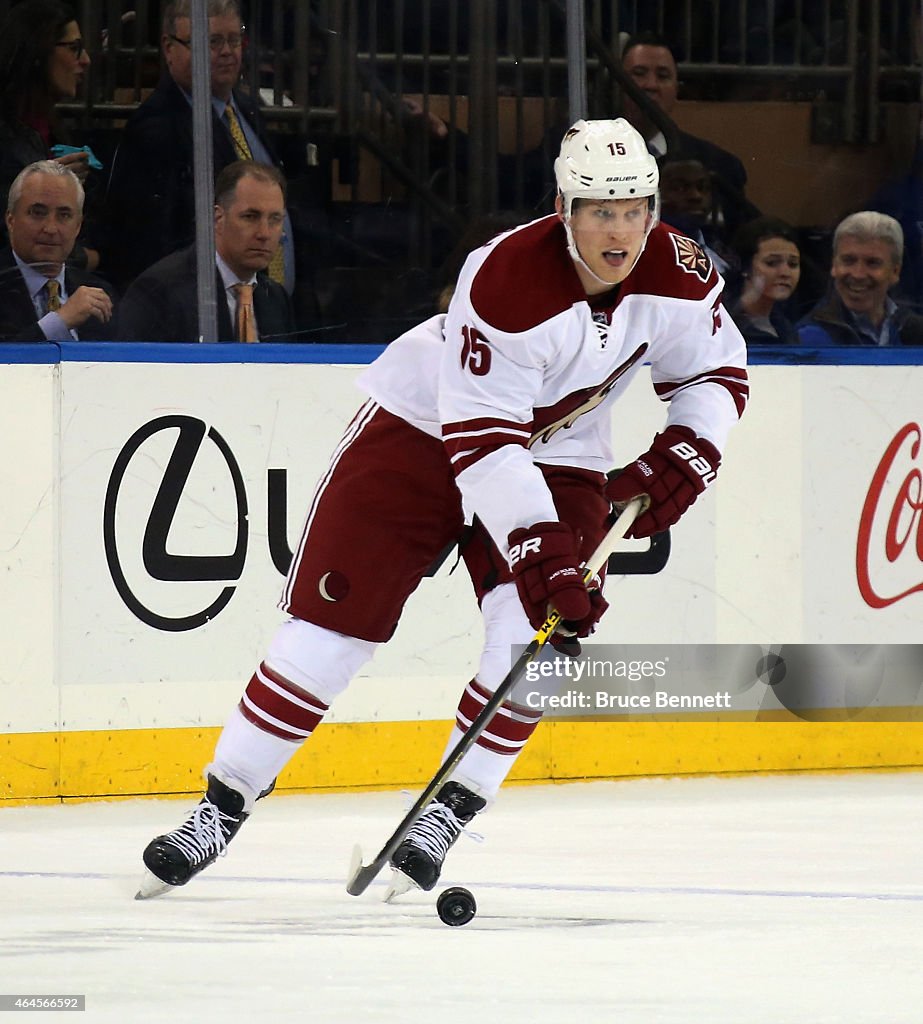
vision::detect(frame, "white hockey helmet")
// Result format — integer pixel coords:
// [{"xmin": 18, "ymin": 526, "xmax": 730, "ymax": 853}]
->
[
  {"xmin": 554, "ymin": 118, "xmax": 661, "ymax": 282},
  {"xmin": 554, "ymin": 118, "xmax": 660, "ymax": 221}
]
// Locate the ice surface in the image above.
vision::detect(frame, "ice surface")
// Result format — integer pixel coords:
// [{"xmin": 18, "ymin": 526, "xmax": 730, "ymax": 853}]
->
[{"xmin": 1, "ymin": 772, "xmax": 921, "ymax": 1023}]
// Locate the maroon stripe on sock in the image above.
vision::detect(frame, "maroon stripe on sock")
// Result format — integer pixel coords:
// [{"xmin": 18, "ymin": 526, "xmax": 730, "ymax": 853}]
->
[
  {"xmin": 240, "ymin": 663, "xmax": 329, "ymax": 738},
  {"xmin": 455, "ymin": 678, "xmax": 543, "ymax": 749},
  {"xmin": 238, "ymin": 699, "xmax": 305, "ymax": 742},
  {"xmin": 467, "ymin": 678, "xmax": 543, "ymax": 720}
]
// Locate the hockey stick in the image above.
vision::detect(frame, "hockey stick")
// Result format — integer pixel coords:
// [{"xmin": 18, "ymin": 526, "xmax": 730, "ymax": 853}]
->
[
  {"xmin": 346, "ymin": 496, "xmax": 647, "ymax": 896},
  {"xmin": 608, "ymin": 527, "xmax": 670, "ymax": 575}
]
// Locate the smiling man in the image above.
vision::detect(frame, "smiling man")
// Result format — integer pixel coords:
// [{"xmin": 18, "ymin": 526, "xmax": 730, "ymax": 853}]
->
[
  {"xmin": 136, "ymin": 120, "xmax": 748, "ymax": 903},
  {"xmin": 116, "ymin": 160, "xmax": 293, "ymax": 343},
  {"xmin": 797, "ymin": 211, "xmax": 923, "ymax": 346}
]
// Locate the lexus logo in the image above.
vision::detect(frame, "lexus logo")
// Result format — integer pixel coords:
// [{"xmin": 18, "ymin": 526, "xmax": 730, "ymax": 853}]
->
[
  {"xmin": 103, "ymin": 414, "xmax": 462, "ymax": 631},
  {"xmin": 104, "ymin": 415, "xmax": 249, "ymax": 631}
]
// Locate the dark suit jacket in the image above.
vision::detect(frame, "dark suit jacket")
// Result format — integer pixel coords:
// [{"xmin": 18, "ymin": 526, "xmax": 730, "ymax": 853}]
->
[
  {"xmin": 116, "ymin": 245, "xmax": 295, "ymax": 343},
  {"xmin": 101, "ymin": 75, "xmax": 283, "ymax": 293},
  {"xmin": 0, "ymin": 246, "xmax": 117, "ymax": 342}
]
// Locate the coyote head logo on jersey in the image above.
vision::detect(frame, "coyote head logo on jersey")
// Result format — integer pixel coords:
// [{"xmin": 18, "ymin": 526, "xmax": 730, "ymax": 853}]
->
[
  {"xmin": 670, "ymin": 233, "xmax": 712, "ymax": 283},
  {"xmin": 529, "ymin": 344, "xmax": 648, "ymax": 447}
]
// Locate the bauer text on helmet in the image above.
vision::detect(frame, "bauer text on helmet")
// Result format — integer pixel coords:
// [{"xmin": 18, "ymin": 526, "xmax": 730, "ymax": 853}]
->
[
  {"xmin": 554, "ymin": 119, "xmax": 660, "ymax": 220},
  {"xmin": 555, "ymin": 119, "xmax": 661, "ymax": 287}
]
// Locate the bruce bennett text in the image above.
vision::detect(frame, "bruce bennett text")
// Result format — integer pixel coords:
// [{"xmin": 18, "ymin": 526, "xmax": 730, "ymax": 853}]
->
[{"xmin": 524, "ymin": 691, "xmax": 733, "ymax": 710}]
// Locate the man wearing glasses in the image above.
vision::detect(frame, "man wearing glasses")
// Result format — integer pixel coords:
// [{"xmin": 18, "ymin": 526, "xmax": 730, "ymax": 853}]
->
[{"xmin": 101, "ymin": 0, "xmax": 294, "ymax": 296}]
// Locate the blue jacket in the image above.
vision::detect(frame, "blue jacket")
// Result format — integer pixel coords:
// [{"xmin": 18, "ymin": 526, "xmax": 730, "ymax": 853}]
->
[{"xmin": 796, "ymin": 289, "xmax": 923, "ymax": 347}]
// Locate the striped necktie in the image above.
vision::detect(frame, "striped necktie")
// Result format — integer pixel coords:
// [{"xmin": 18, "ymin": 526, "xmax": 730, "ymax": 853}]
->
[
  {"xmin": 224, "ymin": 103, "xmax": 286, "ymax": 287},
  {"xmin": 232, "ymin": 282, "xmax": 257, "ymax": 342},
  {"xmin": 45, "ymin": 279, "xmax": 62, "ymax": 312}
]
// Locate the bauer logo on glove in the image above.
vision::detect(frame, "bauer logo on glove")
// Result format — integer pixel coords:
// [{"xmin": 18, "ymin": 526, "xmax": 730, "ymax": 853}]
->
[
  {"xmin": 606, "ymin": 425, "xmax": 721, "ymax": 538},
  {"xmin": 506, "ymin": 521, "xmax": 609, "ymax": 642},
  {"xmin": 508, "ymin": 536, "xmax": 543, "ymax": 566},
  {"xmin": 668, "ymin": 439, "xmax": 717, "ymax": 486}
]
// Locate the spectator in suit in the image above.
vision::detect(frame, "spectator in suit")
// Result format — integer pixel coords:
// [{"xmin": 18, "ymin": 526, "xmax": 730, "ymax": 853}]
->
[
  {"xmin": 797, "ymin": 211, "xmax": 923, "ymax": 347},
  {"xmin": 619, "ymin": 32, "xmax": 759, "ymax": 236},
  {"xmin": 0, "ymin": 0, "xmax": 99, "ymax": 269},
  {"xmin": 117, "ymin": 160, "xmax": 294, "ymax": 343},
  {"xmin": 101, "ymin": 0, "xmax": 295, "ymax": 295},
  {"xmin": 728, "ymin": 216, "xmax": 802, "ymax": 345},
  {"xmin": 0, "ymin": 161, "xmax": 114, "ymax": 342}
]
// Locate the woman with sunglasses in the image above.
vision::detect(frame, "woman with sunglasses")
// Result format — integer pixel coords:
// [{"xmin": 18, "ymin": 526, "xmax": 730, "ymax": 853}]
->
[{"xmin": 0, "ymin": 0, "xmax": 97, "ymax": 268}]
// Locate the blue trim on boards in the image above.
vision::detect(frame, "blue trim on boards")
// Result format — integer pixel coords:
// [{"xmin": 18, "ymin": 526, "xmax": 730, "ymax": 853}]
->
[
  {"xmin": 0, "ymin": 342, "xmax": 386, "ymax": 365},
  {"xmin": 745, "ymin": 346, "xmax": 923, "ymax": 365},
  {"xmin": 2, "ymin": 343, "xmax": 923, "ymax": 367},
  {"xmin": 56, "ymin": 342, "xmax": 388, "ymax": 364},
  {"xmin": 0, "ymin": 343, "xmax": 59, "ymax": 364}
]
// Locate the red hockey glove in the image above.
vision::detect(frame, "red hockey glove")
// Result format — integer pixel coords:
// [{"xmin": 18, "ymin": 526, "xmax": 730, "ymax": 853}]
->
[
  {"xmin": 606, "ymin": 425, "xmax": 721, "ymax": 538},
  {"xmin": 507, "ymin": 521, "xmax": 608, "ymax": 636}
]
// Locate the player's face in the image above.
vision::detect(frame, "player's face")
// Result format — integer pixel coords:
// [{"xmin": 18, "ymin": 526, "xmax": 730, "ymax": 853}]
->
[
  {"xmin": 164, "ymin": 13, "xmax": 243, "ymax": 100},
  {"xmin": 751, "ymin": 237, "xmax": 801, "ymax": 303},
  {"xmin": 831, "ymin": 236, "xmax": 900, "ymax": 323},
  {"xmin": 214, "ymin": 175, "xmax": 285, "ymax": 279},
  {"xmin": 565, "ymin": 197, "xmax": 651, "ymax": 292},
  {"xmin": 6, "ymin": 172, "xmax": 82, "ymax": 275}
]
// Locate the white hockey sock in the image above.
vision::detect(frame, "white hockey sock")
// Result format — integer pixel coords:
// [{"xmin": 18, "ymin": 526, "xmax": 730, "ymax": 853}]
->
[
  {"xmin": 205, "ymin": 619, "xmax": 376, "ymax": 805},
  {"xmin": 209, "ymin": 705, "xmax": 302, "ymax": 805},
  {"xmin": 442, "ymin": 727, "xmax": 515, "ymax": 801},
  {"xmin": 443, "ymin": 678, "xmax": 544, "ymax": 801}
]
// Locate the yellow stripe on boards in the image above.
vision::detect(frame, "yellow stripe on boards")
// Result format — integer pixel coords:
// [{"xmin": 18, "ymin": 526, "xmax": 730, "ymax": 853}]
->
[{"xmin": 1, "ymin": 719, "xmax": 921, "ymax": 804}]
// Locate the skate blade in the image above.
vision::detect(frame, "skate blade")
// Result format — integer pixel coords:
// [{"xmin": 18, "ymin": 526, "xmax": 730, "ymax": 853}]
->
[
  {"xmin": 134, "ymin": 868, "xmax": 177, "ymax": 900},
  {"xmin": 382, "ymin": 869, "xmax": 417, "ymax": 904}
]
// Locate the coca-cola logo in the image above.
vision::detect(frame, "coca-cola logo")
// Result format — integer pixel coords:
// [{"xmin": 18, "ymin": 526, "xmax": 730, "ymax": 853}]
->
[{"xmin": 856, "ymin": 422, "xmax": 923, "ymax": 608}]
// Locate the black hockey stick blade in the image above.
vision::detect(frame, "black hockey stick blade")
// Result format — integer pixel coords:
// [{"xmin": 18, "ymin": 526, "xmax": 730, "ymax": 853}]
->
[
  {"xmin": 607, "ymin": 527, "xmax": 670, "ymax": 575},
  {"xmin": 345, "ymin": 496, "xmax": 646, "ymax": 896}
]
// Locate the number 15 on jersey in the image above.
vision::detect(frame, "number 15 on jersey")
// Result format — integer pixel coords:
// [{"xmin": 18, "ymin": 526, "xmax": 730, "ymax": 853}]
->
[{"xmin": 460, "ymin": 325, "xmax": 492, "ymax": 376}]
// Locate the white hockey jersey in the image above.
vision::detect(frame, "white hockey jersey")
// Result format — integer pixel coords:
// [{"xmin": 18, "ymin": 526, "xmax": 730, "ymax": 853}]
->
[{"xmin": 358, "ymin": 215, "xmax": 748, "ymax": 557}]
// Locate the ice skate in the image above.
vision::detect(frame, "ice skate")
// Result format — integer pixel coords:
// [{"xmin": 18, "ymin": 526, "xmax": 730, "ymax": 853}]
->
[
  {"xmin": 385, "ymin": 781, "xmax": 486, "ymax": 900},
  {"xmin": 135, "ymin": 774, "xmax": 251, "ymax": 899}
]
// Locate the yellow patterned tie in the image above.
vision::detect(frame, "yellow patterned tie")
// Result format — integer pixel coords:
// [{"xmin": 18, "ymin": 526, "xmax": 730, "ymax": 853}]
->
[
  {"xmin": 224, "ymin": 102, "xmax": 252, "ymax": 161},
  {"xmin": 45, "ymin": 279, "xmax": 62, "ymax": 312},
  {"xmin": 225, "ymin": 103, "xmax": 286, "ymax": 287},
  {"xmin": 232, "ymin": 282, "xmax": 257, "ymax": 342}
]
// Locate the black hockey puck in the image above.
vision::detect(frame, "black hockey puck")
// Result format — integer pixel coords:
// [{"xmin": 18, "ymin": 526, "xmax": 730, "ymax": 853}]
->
[{"xmin": 436, "ymin": 886, "xmax": 477, "ymax": 927}]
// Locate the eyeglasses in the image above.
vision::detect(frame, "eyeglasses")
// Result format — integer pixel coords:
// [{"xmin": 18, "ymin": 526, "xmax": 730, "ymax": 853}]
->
[
  {"xmin": 55, "ymin": 39, "xmax": 86, "ymax": 57},
  {"xmin": 169, "ymin": 33, "xmax": 244, "ymax": 52}
]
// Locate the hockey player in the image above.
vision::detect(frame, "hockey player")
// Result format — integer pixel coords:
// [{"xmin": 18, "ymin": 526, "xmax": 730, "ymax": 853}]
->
[{"xmin": 137, "ymin": 118, "xmax": 748, "ymax": 900}]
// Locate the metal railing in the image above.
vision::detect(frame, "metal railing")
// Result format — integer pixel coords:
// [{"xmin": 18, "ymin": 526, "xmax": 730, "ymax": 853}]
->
[
  {"xmin": 13, "ymin": 1, "xmax": 919, "ymax": 194},
  {"xmin": 2, "ymin": 0, "xmax": 919, "ymax": 339}
]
